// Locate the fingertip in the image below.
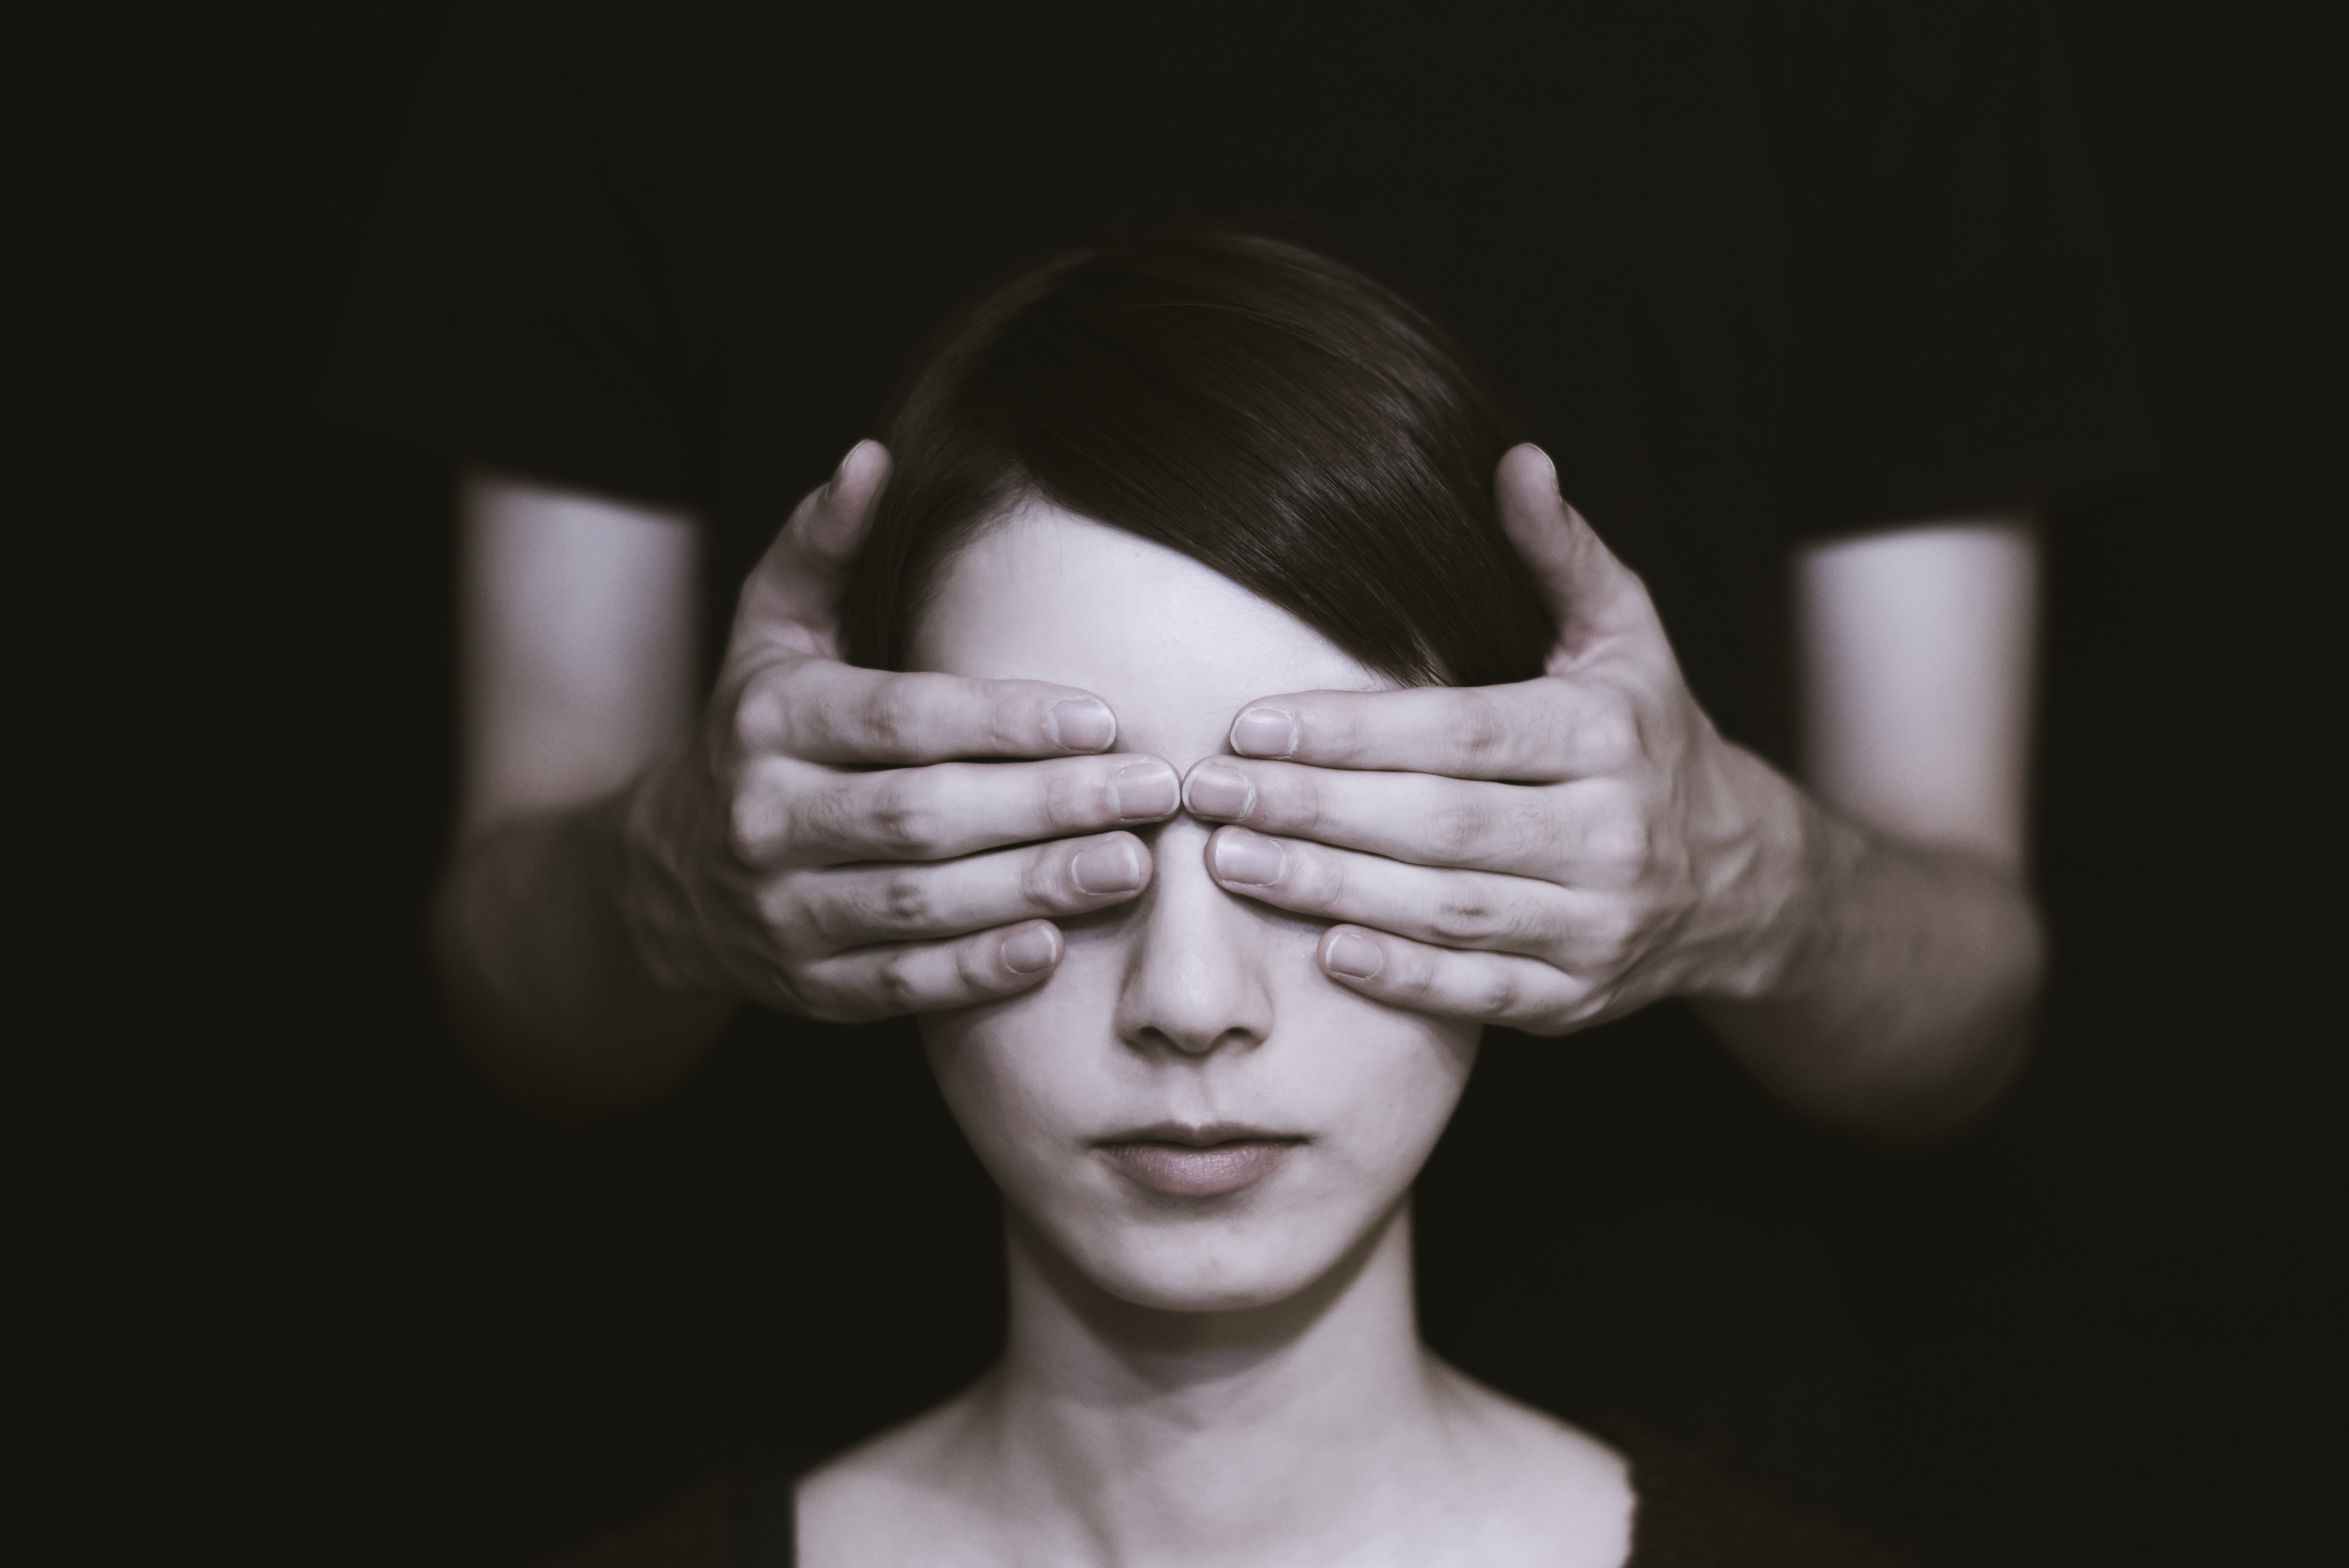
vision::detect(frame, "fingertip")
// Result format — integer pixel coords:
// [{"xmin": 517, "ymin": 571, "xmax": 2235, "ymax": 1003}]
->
[
  {"xmin": 1111, "ymin": 756, "xmax": 1181, "ymax": 821},
  {"xmin": 804, "ymin": 440, "xmax": 892, "ymax": 559},
  {"xmin": 1500, "ymin": 441, "xmax": 1560, "ymax": 500},
  {"xmin": 999, "ymin": 921, "xmax": 1063, "ymax": 977},
  {"xmin": 1321, "ymin": 927, "xmax": 1387, "ymax": 982},
  {"xmin": 840, "ymin": 437, "xmax": 891, "ymax": 492},
  {"xmin": 1070, "ymin": 833, "xmax": 1150, "ymax": 898},
  {"xmin": 1496, "ymin": 443, "xmax": 1571, "ymax": 534},
  {"xmin": 1208, "ymin": 825, "xmax": 1286, "ymax": 889},
  {"xmin": 1229, "ymin": 705, "xmax": 1300, "ymax": 758},
  {"xmin": 1045, "ymin": 695, "xmax": 1118, "ymax": 753},
  {"xmin": 1182, "ymin": 757, "xmax": 1256, "ymax": 820}
]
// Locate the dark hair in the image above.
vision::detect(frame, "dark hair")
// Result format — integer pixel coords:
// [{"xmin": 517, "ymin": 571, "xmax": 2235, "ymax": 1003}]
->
[{"xmin": 842, "ymin": 225, "xmax": 1553, "ymax": 687}]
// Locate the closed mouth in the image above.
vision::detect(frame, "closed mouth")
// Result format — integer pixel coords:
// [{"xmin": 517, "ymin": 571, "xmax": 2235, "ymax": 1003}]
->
[{"xmin": 1094, "ymin": 1123, "xmax": 1307, "ymax": 1197}]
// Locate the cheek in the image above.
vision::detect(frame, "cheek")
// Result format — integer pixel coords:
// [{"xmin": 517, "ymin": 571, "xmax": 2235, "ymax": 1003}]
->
[
  {"xmin": 917, "ymin": 966, "xmax": 1119, "ymax": 1188},
  {"xmin": 1301, "ymin": 1011, "xmax": 1482, "ymax": 1176}
]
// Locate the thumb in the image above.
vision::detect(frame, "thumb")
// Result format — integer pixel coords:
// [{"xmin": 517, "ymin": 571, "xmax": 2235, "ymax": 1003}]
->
[
  {"xmin": 734, "ymin": 440, "xmax": 893, "ymax": 655},
  {"xmin": 1493, "ymin": 443, "xmax": 1665, "ymax": 668}
]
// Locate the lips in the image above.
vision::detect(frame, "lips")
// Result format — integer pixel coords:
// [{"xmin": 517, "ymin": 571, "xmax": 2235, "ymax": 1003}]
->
[{"xmin": 1096, "ymin": 1122, "xmax": 1306, "ymax": 1197}]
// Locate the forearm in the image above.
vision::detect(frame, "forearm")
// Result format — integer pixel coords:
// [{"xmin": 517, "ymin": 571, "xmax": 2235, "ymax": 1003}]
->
[
  {"xmin": 1693, "ymin": 765, "xmax": 2045, "ymax": 1146},
  {"xmin": 431, "ymin": 779, "xmax": 736, "ymax": 1120}
]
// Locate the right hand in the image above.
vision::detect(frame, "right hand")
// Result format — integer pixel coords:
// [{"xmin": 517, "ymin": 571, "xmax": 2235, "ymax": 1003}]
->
[{"xmin": 616, "ymin": 440, "xmax": 1178, "ymax": 1020}]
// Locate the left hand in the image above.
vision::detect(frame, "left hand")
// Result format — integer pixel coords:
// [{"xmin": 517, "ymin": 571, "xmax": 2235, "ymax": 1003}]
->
[{"xmin": 1181, "ymin": 443, "xmax": 1811, "ymax": 1034}]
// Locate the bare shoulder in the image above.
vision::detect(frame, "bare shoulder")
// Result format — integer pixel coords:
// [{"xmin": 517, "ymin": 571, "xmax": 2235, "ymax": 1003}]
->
[
  {"xmin": 1427, "ymin": 1360, "xmax": 1635, "ymax": 1568},
  {"xmin": 794, "ymin": 1386, "xmax": 999, "ymax": 1568}
]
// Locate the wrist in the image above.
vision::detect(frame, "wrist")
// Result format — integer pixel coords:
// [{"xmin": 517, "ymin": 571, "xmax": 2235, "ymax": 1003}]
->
[
  {"xmin": 1688, "ymin": 746, "xmax": 1846, "ymax": 1006},
  {"xmin": 601, "ymin": 751, "xmax": 735, "ymax": 1003},
  {"xmin": 433, "ymin": 790, "xmax": 734, "ymax": 1116}
]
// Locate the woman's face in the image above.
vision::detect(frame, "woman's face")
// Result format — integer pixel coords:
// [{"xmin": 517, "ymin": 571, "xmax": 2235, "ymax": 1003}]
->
[{"xmin": 911, "ymin": 502, "xmax": 1479, "ymax": 1314}]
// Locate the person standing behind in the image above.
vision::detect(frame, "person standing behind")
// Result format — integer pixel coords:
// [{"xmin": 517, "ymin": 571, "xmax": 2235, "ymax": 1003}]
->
[{"xmin": 337, "ymin": 0, "xmax": 2153, "ymax": 1522}]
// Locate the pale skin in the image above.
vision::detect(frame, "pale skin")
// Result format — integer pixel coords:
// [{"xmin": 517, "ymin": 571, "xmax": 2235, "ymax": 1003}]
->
[
  {"xmin": 437, "ymin": 440, "xmax": 2041, "ymax": 1142},
  {"xmin": 795, "ymin": 509, "xmax": 1633, "ymax": 1566}
]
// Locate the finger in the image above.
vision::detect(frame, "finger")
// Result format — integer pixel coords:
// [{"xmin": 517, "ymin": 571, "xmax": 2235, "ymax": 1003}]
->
[
  {"xmin": 733, "ymin": 440, "xmax": 894, "ymax": 655},
  {"xmin": 803, "ymin": 920, "xmax": 1068, "ymax": 1021},
  {"xmin": 762, "ymin": 754, "xmax": 1180, "ymax": 866},
  {"xmin": 1315, "ymin": 925, "xmax": 1598, "ymax": 1035},
  {"xmin": 1184, "ymin": 758, "xmax": 1578, "ymax": 872},
  {"xmin": 1204, "ymin": 826, "xmax": 1568, "ymax": 956},
  {"xmin": 1492, "ymin": 443, "xmax": 1669, "ymax": 669},
  {"xmin": 798, "ymin": 831, "xmax": 1154, "ymax": 946},
  {"xmin": 737, "ymin": 659, "xmax": 1121, "ymax": 764},
  {"xmin": 1222, "ymin": 680, "xmax": 1632, "ymax": 781}
]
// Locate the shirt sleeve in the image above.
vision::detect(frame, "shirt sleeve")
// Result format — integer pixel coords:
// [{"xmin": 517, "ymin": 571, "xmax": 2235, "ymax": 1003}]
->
[
  {"xmin": 327, "ymin": 0, "xmax": 708, "ymax": 507},
  {"xmin": 1763, "ymin": 0, "xmax": 2160, "ymax": 537}
]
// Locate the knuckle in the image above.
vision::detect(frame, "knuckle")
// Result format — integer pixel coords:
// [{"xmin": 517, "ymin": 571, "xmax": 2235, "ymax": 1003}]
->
[
  {"xmin": 728, "ymin": 686, "xmax": 775, "ymax": 756},
  {"xmin": 1428, "ymin": 798, "xmax": 1492, "ymax": 861},
  {"xmin": 1428, "ymin": 891, "xmax": 1505, "ymax": 946},
  {"xmin": 873, "ymin": 949, "xmax": 927, "ymax": 1013},
  {"xmin": 864, "ymin": 779, "xmax": 946, "ymax": 858},
  {"xmin": 1583, "ymin": 800, "xmax": 1653, "ymax": 876},
  {"xmin": 725, "ymin": 791, "xmax": 776, "ymax": 864},
  {"xmin": 1578, "ymin": 706, "xmax": 1641, "ymax": 772},
  {"xmin": 1025, "ymin": 844, "xmax": 1072, "ymax": 908},
  {"xmin": 1580, "ymin": 905, "xmax": 1645, "ymax": 966},
  {"xmin": 861, "ymin": 677, "xmax": 924, "ymax": 751},
  {"xmin": 1502, "ymin": 793, "xmax": 1561, "ymax": 863},
  {"xmin": 755, "ymin": 880, "xmax": 806, "ymax": 941},
  {"xmin": 1038, "ymin": 763, "xmax": 1104, "ymax": 834},
  {"xmin": 1471, "ymin": 970, "xmax": 1525, "ymax": 1018},
  {"xmin": 1291, "ymin": 845, "xmax": 1345, "ymax": 908},
  {"xmin": 876, "ymin": 869, "xmax": 933, "ymax": 930},
  {"xmin": 1442, "ymin": 693, "xmax": 1511, "ymax": 765},
  {"xmin": 953, "ymin": 939, "xmax": 998, "ymax": 994}
]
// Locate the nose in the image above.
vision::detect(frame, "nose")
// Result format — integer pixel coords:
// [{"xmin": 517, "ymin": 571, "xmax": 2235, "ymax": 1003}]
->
[{"xmin": 1112, "ymin": 817, "xmax": 1276, "ymax": 1057}]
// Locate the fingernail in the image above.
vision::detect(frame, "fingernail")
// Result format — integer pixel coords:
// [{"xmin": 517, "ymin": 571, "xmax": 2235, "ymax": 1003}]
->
[
  {"xmin": 1071, "ymin": 840, "xmax": 1144, "ymax": 896},
  {"xmin": 1047, "ymin": 698, "xmax": 1117, "ymax": 753},
  {"xmin": 1230, "ymin": 707, "xmax": 1298, "ymax": 758},
  {"xmin": 1325, "ymin": 931, "xmax": 1385, "ymax": 980},
  {"xmin": 1002, "ymin": 924, "xmax": 1060, "ymax": 974},
  {"xmin": 1184, "ymin": 762, "xmax": 1255, "ymax": 820},
  {"xmin": 1211, "ymin": 828, "xmax": 1284, "ymax": 887},
  {"xmin": 824, "ymin": 441, "xmax": 865, "ymax": 498},
  {"xmin": 1109, "ymin": 760, "xmax": 1178, "ymax": 821},
  {"xmin": 1531, "ymin": 443, "xmax": 1561, "ymax": 498}
]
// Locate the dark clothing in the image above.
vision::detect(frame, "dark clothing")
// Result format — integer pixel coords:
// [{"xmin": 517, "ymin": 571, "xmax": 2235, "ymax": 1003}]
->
[
  {"xmin": 539, "ymin": 1426, "xmax": 1922, "ymax": 1567},
  {"xmin": 339, "ymin": 0, "xmax": 2151, "ymax": 764},
  {"xmin": 335, "ymin": 0, "xmax": 2153, "ymax": 1526}
]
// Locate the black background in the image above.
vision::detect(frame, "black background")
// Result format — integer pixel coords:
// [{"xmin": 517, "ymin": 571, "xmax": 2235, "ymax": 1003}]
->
[{"xmin": 46, "ymin": 2, "xmax": 2337, "ymax": 1563}]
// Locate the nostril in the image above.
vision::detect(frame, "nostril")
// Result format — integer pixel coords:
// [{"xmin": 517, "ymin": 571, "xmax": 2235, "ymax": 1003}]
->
[{"xmin": 1133, "ymin": 1024, "xmax": 1263, "ymax": 1058}]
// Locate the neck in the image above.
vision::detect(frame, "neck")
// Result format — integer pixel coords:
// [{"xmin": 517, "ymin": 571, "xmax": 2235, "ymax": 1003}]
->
[{"xmin": 970, "ymin": 1201, "xmax": 1452, "ymax": 1564}]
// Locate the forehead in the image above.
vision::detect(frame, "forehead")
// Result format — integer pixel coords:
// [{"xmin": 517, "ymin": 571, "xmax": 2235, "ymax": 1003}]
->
[{"xmin": 910, "ymin": 501, "xmax": 1387, "ymax": 765}]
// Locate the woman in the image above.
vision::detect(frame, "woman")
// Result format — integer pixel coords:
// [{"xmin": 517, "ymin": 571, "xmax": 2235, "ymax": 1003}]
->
[
  {"xmin": 411, "ymin": 6, "xmax": 2093, "ymax": 1512},
  {"xmin": 549, "ymin": 230, "xmax": 1914, "ymax": 1565}
]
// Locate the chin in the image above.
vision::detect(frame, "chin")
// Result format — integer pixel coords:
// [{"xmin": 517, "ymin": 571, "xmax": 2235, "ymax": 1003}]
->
[
  {"xmin": 1047, "ymin": 1206, "xmax": 1386, "ymax": 1316},
  {"xmin": 1085, "ymin": 1246, "xmax": 1324, "ymax": 1315}
]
